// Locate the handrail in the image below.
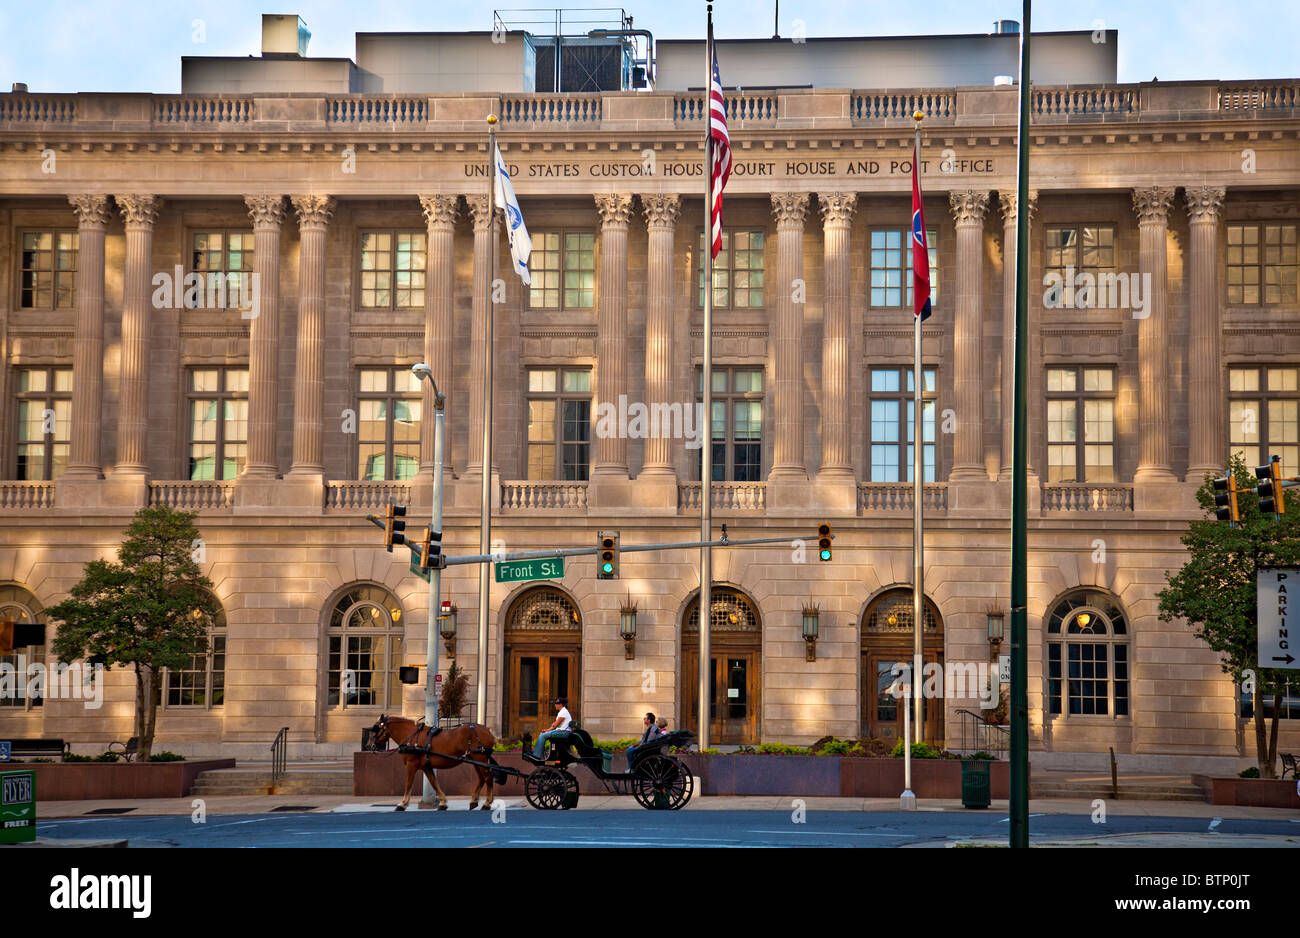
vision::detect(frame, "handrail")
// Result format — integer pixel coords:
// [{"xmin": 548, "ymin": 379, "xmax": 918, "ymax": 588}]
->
[
  {"xmin": 270, "ymin": 726, "xmax": 289, "ymax": 788},
  {"xmin": 954, "ymin": 708, "xmax": 1008, "ymax": 755}
]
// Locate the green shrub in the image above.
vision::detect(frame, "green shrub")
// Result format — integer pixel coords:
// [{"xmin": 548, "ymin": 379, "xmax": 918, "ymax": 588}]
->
[
  {"xmin": 888, "ymin": 740, "xmax": 940, "ymax": 759},
  {"xmin": 93, "ymin": 752, "xmax": 120, "ymax": 763},
  {"xmin": 1238, "ymin": 766, "xmax": 1261, "ymax": 778},
  {"xmin": 148, "ymin": 751, "xmax": 184, "ymax": 762},
  {"xmin": 964, "ymin": 751, "xmax": 997, "ymax": 761},
  {"xmin": 819, "ymin": 738, "xmax": 854, "ymax": 755},
  {"xmin": 63, "ymin": 753, "xmax": 92, "ymax": 762},
  {"xmin": 591, "ymin": 737, "xmax": 638, "ymax": 752},
  {"xmin": 756, "ymin": 742, "xmax": 814, "ymax": 756}
]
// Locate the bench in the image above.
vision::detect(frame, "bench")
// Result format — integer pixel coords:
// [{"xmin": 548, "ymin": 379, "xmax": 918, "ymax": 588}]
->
[
  {"xmin": 1282, "ymin": 752, "xmax": 1297, "ymax": 779},
  {"xmin": 1, "ymin": 738, "xmax": 70, "ymax": 760},
  {"xmin": 108, "ymin": 736, "xmax": 140, "ymax": 763}
]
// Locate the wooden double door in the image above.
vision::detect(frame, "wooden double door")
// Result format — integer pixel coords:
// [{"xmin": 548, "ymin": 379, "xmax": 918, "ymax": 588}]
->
[
  {"xmin": 504, "ymin": 645, "xmax": 580, "ymax": 740},
  {"xmin": 682, "ymin": 647, "xmax": 759, "ymax": 745},
  {"xmin": 862, "ymin": 649, "xmax": 944, "ymax": 746}
]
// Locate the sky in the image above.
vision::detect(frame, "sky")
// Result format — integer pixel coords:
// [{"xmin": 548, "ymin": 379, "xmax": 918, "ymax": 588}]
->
[{"xmin": 0, "ymin": 0, "xmax": 1296, "ymax": 93}]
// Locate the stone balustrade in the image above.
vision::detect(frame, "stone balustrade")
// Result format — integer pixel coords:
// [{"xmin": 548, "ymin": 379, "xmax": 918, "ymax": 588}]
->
[
  {"xmin": 1041, "ymin": 484, "xmax": 1135, "ymax": 512},
  {"xmin": 324, "ymin": 481, "xmax": 412, "ymax": 511},
  {"xmin": 500, "ymin": 481, "xmax": 589, "ymax": 511},
  {"xmin": 0, "ymin": 482, "xmax": 55, "ymax": 510},
  {"xmin": 148, "ymin": 481, "xmax": 236, "ymax": 510},
  {"xmin": 858, "ymin": 483, "xmax": 949, "ymax": 513},
  {"xmin": 677, "ymin": 482, "xmax": 767, "ymax": 512}
]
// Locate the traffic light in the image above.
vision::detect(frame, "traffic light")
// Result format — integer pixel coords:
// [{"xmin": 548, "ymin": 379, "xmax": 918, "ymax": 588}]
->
[
  {"xmin": 598, "ymin": 531, "xmax": 619, "ymax": 579},
  {"xmin": 817, "ymin": 523, "xmax": 833, "ymax": 562},
  {"xmin": 1212, "ymin": 474, "xmax": 1240, "ymax": 524},
  {"xmin": 415, "ymin": 527, "xmax": 442, "ymax": 572},
  {"xmin": 1256, "ymin": 455, "xmax": 1287, "ymax": 517},
  {"xmin": 383, "ymin": 503, "xmax": 408, "ymax": 552}
]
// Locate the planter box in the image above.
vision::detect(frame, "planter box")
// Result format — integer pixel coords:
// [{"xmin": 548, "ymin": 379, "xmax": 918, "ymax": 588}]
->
[
  {"xmin": 25, "ymin": 759, "xmax": 236, "ymax": 801},
  {"xmin": 840, "ymin": 757, "xmax": 1019, "ymax": 799},
  {"xmin": 677, "ymin": 752, "xmax": 841, "ymax": 796},
  {"xmin": 353, "ymin": 750, "xmax": 638, "ymax": 798},
  {"xmin": 1192, "ymin": 774, "xmax": 1300, "ymax": 808}
]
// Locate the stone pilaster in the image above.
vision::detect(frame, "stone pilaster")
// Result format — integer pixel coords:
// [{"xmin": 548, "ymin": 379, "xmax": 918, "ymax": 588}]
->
[
  {"xmin": 111, "ymin": 194, "xmax": 161, "ymax": 479},
  {"xmin": 817, "ymin": 192, "xmax": 857, "ymax": 483},
  {"xmin": 768, "ymin": 192, "xmax": 809, "ymax": 482},
  {"xmin": 1132, "ymin": 186, "xmax": 1177, "ymax": 484},
  {"xmin": 949, "ymin": 190, "xmax": 991, "ymax": 481},
  {"xmin": 287, "ymin": 195, "xmax": 334, "ymax": 479},
  {"xmin": 1185, "ymin": 186, "xmax": 1227, "ymax": 479},
  {"xmin": 465, "ymin": 194, "xmax": 493, "ymax": 477},
  {"xmin": 641, "ymin": 193, "xmax": 680, "ymax": 478},
  {"xmin": 998, "ymin": 190, "xmax": 1038, "ymax": 480},
  {"xmin": 242, "ymin": 194, "xmax": 286, "ymax": 480},
  {"xmin": 418, "ymin": 195, "xmax": 458, "ymax": 478},
  {"xmin": 593, "ymin": 193, "xmax": 634, "ymax": 479},
  {"xmin": 64, "ymin": 194, "xmax": 111, "ymax": 479}
]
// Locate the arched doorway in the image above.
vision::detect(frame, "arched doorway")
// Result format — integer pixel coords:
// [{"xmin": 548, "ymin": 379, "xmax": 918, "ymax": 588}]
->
[
  {"xmin": 0, "ymin": 585, "xmax": 46, "ymax": 712},
  {"xmin": 681, "ymin": 587, "xmax": 761, "ymax": 745},
  {"xmin": 502, "ymin": 587, "xmax": 582, "ymax": 739},
  {"xmin": 861, "ymin": 588, "xmax": 944, "ymax": 745}
]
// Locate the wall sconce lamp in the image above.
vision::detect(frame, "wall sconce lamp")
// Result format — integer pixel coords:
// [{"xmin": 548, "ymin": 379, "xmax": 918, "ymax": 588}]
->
[
  {"xmin": 987, "ymin": 608, "xmax": 1005, "ymax": 653},
  {"xmin": 802, "ymin": 605, "xmax": 820, "ymax": 662},
  {"xmin": 620, "ymin": 598, "xmax": 638, "ymax": 660},
  {"xmin": 438, "ymin": 600, "xmax": 457, "ymax": 658}
]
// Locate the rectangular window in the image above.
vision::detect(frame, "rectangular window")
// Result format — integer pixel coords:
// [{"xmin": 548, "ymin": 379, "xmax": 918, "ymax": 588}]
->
[
  {"xmin": 14, "ymin": 366, "xmax": 72, "ymax": 481},
  {"xmin": 357, "ymin": 367, "xmax": 422, "ymax": 480},
  {"xmin": 328, "ymin": 634, "xmax": 403, "ymax": 708},
  {"xmin": 868, "ymin": 367, "xmax": 936, "ymax": 482},
  {"xmin": 190, "ymin": 231, "xmax": 254, "ymax": 311},
  {"xmin": 698, "ymin": 230, "xmax": 766, "ymax": 309},
  {"xmin": 869, "ymin": 228, "xmax": 937, "ymax": 308},
  {"xmin": 164, "ymin": 633, "xmax": 226, "ymax": 707},
  {"xmin": 696, "ymin": 367, "xmax": 764, "ymax": 481},
  {"xmin": 19, "ymin": 231, "xmax": 78, "ymax": 309},
  {"xmin": 359, "ymin": 231, "xmax": 426, "ymax": 309},
  {"xmin": 528, "ymin": 232, "xmax": 595, "ymax": 309},
  {"xmin": 526, "ymin": 367, "xmax": 592, "ymax": 480},
  {"xmin": 1044, "ymin": 225, "xmax": 1116, "ymax": 281},
  {"xmin": 1045, "ymin": 366, "xmax": 1115, "ymax": 483},
  {"xmin": 1227, "ymin": 223, "xmax": 1298, "ymax": 305},
  {"xmin": 187, "ymin": 367, "xmax": 248, "ymax": 480},
  {"xmin": 1067, "ymin": 643, "xmax": 1109, "ymax": 715},
  {"xmin": 1229, "ymin": 366, "xmax": 1299, "ymax": 477}
]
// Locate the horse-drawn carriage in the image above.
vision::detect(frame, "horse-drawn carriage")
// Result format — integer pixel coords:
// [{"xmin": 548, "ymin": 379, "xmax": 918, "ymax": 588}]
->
[{"xmin": 520, "ymin": 725, "xmax": 696, "ymax": 810}]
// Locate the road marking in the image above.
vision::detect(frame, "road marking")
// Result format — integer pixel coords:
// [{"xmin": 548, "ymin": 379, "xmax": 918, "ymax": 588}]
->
[
  {"xmin": 745, "ymin": 829, "xmax": 900, "ymax": 837},
  {"xmin": 208, "ymin": 817, "xmax": 280, "ymax": 828},
  {"xmin": 997, "ymin": 814, "xmax": 1045, "ymax": 822},
  {"xmin": 1208, "ymin": 817, "xmax": 1222, "ymax": 831}
]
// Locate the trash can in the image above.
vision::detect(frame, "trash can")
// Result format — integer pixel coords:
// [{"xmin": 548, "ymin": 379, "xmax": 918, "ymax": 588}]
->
[{"xmin": 961, "ymin": 759, "xmax": 991, "ymax": 809}]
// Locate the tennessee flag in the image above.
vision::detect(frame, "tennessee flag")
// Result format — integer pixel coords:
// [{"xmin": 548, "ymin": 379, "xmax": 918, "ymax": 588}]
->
[{"xmin": 910, "ymin": 143, "xmax": 932, "ymax": 321}]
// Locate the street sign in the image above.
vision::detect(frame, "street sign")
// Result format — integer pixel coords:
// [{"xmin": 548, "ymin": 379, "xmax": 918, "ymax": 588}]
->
[
  {"xmin": 409, "ymin": 554, "xmax": 430, "ymax": 583},
  {"xmin": 434, "ymin": 673, "xmax": 443, "ymax": 687},
  {"xmin": 1257, "ymin": 568, "xmax": 1299, "ymax": 669},
  {"xmin": 0, "ymin": 741, "xmax": 9, "ymax": 762},
  {"xmin": 0, "ymin": 769, "xmax": 35, "ymax": 844},
  {"xmin": 495, "ymin": 557, "xmax": 565, "ymax": 583},
  {"xmin": 998, "ymin": 655, "xmax": 1010, "ymax": 684}
]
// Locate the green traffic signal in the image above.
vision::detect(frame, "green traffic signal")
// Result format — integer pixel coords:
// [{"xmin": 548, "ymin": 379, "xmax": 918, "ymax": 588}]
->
[
  {"xmin": 817, "ymin": 523, "xmax": 832, "ymax": 562},
  {"xmin": 598, "ymin": 531, "xmax": 619, "ymax": 579}
]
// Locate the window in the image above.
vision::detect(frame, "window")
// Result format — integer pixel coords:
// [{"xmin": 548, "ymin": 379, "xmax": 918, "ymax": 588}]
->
[
  {"xmin": 0, "ymin": 587, "xmax": 45, "ymax": 710},
  {"xmin": 19, "ymin": 232, "xmax": 77, "ymax": 309},
  {"xmin": 357, "ymin": 368, "xmax": 422, "ymax": 481},
  {"xmin": 163, "ymin": 601, "xmax": 226, "ymax": 708},
  {"xmin": 1046, "ymin": 590, "xmax": 1129, "ymax": 718},
  {"xmin": 359, "ymin": 232, "xmax": 426, "ymax": 309},
  {"xmin": 698, "ymin": 230, "xmax": 765, "ymax": 309},
  {"xmin": 1229, "ymin": 366, "xmax": 1299, "ymax": 478},
  {"xmin": 1045, "ymin": 225, "xmax": 1116, "ymax": 281},
  {"xmin": 1046, "ymin": 367, "xmax": 1116, "ymax": 483},
  {"xmin": 1240, "ymin": 678, "xmax": 1300, "ymax": 720},
  {"xmin": 869, "ymin": 228, "xmax": 937, "ymax": 308},
  {"xmin": 1227, "ymin": 224, "xmax": 1298, "ymax": 305},
  {"xmin": 868, "ymin": 368, "xmax": 936, "ymax": 482},
  {"xmin": 529, "ymin": 232, "xmax": 596, "ymax": 309},
  {"xmin": 187, "ymin": 368, "xmax": 248, "ymax": 480},
  {"xmin": 190, "ymin": 231, "xmax": 254, "ymax": 311},
  {"xmin": 697, "ymin": 367, "xmax": 763, "ymax": 481},
  {"xmin": 526, "ymin": 367, "xmax": 592, "ymax": 480},
  {"xmin": 327, "ymin": 585, "xmax": 405, "ymax": 709},
  {"xmin": 14, "ymin": 366, "xmax": 72, "ymax": 481}
]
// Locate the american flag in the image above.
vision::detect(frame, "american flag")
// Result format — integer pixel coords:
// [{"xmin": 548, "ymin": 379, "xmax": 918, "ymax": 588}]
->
[{"xmin": 709, "ymin": 48, "xmax": 731, "ymax": 259}]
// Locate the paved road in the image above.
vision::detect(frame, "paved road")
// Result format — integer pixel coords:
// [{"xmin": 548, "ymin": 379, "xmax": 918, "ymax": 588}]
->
[{"xmin": 32, "ymin": 807, "xmax": 1300, "ymax": 848}]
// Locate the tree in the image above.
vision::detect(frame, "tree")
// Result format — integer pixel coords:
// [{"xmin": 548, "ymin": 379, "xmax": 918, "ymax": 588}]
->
[
  {"xmin": 46, "ymin": 503, "xmax": 216, "ymax": 760},
  {"xmin": 1157, "ymin": 454, "xmax": 1300, "ymax": 778},
  {"xmin": 438, "ymin": 660, "xmax": 470, "ymax": 719}
]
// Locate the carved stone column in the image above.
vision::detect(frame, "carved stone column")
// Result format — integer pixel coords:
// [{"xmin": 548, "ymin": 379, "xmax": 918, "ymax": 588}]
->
[
  {"xmin": 592, "ymin": 193, "xmax": 634, "ymax": 478},
  {"xmin": 65, "ymin": 195, "xmax": 112, "ymax": 479},
  {"xmin": 998, "ymin": 191, "xmax": 1037, "ymax": 479},
  {"xmin": 466, "ymin": 194, "xmax": 493, "ymax": 476},
  {"xmin": 242, "ymin": 194, "xmax": 285, "ymax": 479},
  {"xmin": 769, "ymin": 192, "xmax": 810, "ymax": 480},
  {"xmin": 287, "ymin": 195, "xmax": 334, "ymax": 477},
  {"xmin": 418, "ymin": 195, "xmax": 458, "ymax": 478},
  {"xmin": 112, "ymin": 194, "xmax": 161, "ymax": 477},
  {"xmin": 1132, "ymin": 186, "xmax": 1176, "ymax": 483},
  {"xmin": 1186, "ymin": 186, "xmax": 1227, "ymax": 479},
  {"xmin": 949, "ymin": 190, "xmax": 990, "ymax": 481},
  {"xmin": 818, "ymin": 192, "xmax": 857, "ymax": 480},
  {"xmin": 641, "ymin": 193, "xmax": 680, "ymax": 477}
]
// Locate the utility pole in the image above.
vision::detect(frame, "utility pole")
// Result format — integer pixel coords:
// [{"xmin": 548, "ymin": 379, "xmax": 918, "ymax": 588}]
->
[{"xmin": 413, "ymin": 364, "xmax": 444, "ymax": 808}]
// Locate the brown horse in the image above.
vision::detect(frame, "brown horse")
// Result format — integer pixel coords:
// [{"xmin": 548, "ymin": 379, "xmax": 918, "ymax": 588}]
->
[{"xmin": 370, "ymin": 715, "xmax": 501, "ymax": 811}]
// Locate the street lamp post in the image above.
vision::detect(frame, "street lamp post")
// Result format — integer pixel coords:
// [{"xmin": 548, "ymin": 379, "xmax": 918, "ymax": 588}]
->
[{"xmin": 412, "ymin": 363, "xmax": 445, "ymax": 808}]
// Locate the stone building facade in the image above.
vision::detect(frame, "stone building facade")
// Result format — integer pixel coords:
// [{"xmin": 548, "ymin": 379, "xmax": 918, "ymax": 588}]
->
[{"xmin": 0, "ymin": 69, "xmax": 1297, "ymax": 770}]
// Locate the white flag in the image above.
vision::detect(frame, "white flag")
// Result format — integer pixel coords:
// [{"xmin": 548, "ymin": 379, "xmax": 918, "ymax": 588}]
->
[{"xmin": 493, "ymin": 142, "xmax": 531, "ymax": 285}]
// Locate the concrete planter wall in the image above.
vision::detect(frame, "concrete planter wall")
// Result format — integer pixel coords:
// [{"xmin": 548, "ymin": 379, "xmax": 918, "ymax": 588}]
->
[
  {"xmin": 25, "ymin": 759, "xmax": 236, "ymax": 801},
  {"xmin": 353, "ymin": 751, "xmax": 639, "ymax": 797},
  {"xmin": 1192, "ymin": 774, "xmax": 1300, "ymax": 808}
]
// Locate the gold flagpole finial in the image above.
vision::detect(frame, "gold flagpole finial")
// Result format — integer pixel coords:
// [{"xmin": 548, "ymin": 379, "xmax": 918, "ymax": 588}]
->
[
  {"xmin": 486, "ymin": 114, "xmax": 498, "ymax": 125},
  {"xmin": 912, "ymin": 110, "xmax": 924, "ymax": 123}
]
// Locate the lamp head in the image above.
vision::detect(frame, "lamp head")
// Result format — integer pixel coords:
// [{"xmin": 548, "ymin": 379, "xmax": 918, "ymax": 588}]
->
[{"xmin": 411, "ymin": 362, "xmax": 432, "ymax": 382}]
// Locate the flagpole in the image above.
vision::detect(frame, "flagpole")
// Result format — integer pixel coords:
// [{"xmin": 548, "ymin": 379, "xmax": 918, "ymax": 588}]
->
[
  {"xmin": 912, "ymin": 113, "xmax": 925, "ymax": 749},
  {"xmin": 698, "ymin": 2, "xmax": 714, "ymax": 754},
  {"xmin": 476, "ymin": 115, "xmax": 498, "ymax": 725}
]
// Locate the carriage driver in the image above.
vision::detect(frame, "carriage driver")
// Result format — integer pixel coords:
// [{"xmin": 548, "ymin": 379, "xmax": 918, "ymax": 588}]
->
[{"xmin": 532, "ymin": 697, "xmax": 573, "ymax": 759}]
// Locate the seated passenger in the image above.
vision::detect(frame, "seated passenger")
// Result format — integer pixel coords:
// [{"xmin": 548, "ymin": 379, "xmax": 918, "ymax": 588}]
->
[
  {"xmin": 532, "ymin": 697, "xmax": 573, "ymax": 760},
  {"xmin": 625, "ymin": 712, "xmax": 661, "ymax": 763}
]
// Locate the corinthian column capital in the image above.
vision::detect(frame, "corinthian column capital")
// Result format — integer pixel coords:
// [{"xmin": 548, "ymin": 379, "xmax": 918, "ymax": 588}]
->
[
  {"xmin": 998, "ymin": 190, "xmax": 1038, "ymax": 224},
  {"xmin": 641, "ymin": 193, "xmax": 681, "ymax": 230},
  {"xmin": 1132, "ymin": 186, "xmax": 1175, "ymax": 225},
  {"xmin": 595, "ymin": 193, "xmax": 635, "ymax": 229},
  {"xmin": 818, "ymin": 192, "xmax": 858, "ymax": 228},
  {"xmin": 1185, "ymin": 186, "xmax": 1227, "ymax": 222},
  {"xmin": 69, "ymin": 194, "xmax": 112, "ymax": 229},
  {"xmin": 770, "ymin": 192, "xmax": 810, "ymax": 228},
  {"xmin": 949, "ymin": 190, "xmax": 991, "ymax": 226},
  {"xmin": 244, "ymin": 194, "xmax": 286, "ymax": 230},
  {"xmin": 466, "ymin": 193, "xmax": 492, "ymax": 231},
  {"xmin": 290, "ymin": 194, "xmax": 336, "ymax": 231},
  {"xmin": 116, "ymin": 194, "xmax": 162, "ymax": 228},
  {"xmin": 419, "ymin": 194, "xmax": 459, "ymax": 230}
]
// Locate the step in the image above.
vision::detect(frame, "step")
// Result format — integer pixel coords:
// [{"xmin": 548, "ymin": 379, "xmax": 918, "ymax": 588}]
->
[
  {"xmin": 190, "ymin": 767, "xmax": 353, "ymax": 797},
  {"xmin": 1031, "ymin": 785, "xmax": 1206, "ymax": 802}
]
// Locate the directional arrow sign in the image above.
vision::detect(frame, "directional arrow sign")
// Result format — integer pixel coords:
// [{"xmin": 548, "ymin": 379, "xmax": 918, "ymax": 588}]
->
[
  {"xmin": 1257, "ymin": 568, "xmax": 1299, "ymax": 669},
  {"xmin": 495, "ymin": 557, "xmax": 565, "ymax": 584}
]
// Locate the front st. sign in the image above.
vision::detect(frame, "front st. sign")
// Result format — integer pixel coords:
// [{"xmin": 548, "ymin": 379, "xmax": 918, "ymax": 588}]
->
[
  {"xmin": 495, "ymin": 557, "xmax": 565, "ymax": 584},
  {"xmin": 1257, "ymin": 568, "xmax": 1298, "ymax": 669}
]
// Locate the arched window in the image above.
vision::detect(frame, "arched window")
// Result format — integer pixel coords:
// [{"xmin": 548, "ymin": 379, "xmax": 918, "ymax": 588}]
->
[
  {"xmin": 506, "ymin": 588, "xmax": 581, "ymax": 632},
  {"xmin": 0, "ymin": 586, "xmax": 45, "ymax": 710},
  {"xmin": 1046, "ymin": 589, "xmax": 1130, "ymax": 718},
  {"xmin": 162, "ymin": 597, "xmax": 226, "ymax": 708},
  {"xmin": 326, "ymin": 585, "xmax": 404, "ymax": 709},
  {"xmin": 684, "ymin": 588, "xmax": 761, "ymax": 633}
]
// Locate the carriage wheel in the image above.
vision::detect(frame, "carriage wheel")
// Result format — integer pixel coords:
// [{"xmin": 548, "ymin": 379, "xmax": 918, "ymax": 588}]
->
[
  {"xmin": 525, "ymin": 767, "xmax": 578, "ymax": 810},
  {"xmin": 632, "ymin": 755, "xmax": 692, "ymax": 810}
]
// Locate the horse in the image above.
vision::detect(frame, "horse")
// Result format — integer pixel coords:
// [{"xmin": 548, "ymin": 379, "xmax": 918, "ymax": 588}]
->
[{"xmin": 369, "ymin": 714, "xmax": 501, "ymax": 811}]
